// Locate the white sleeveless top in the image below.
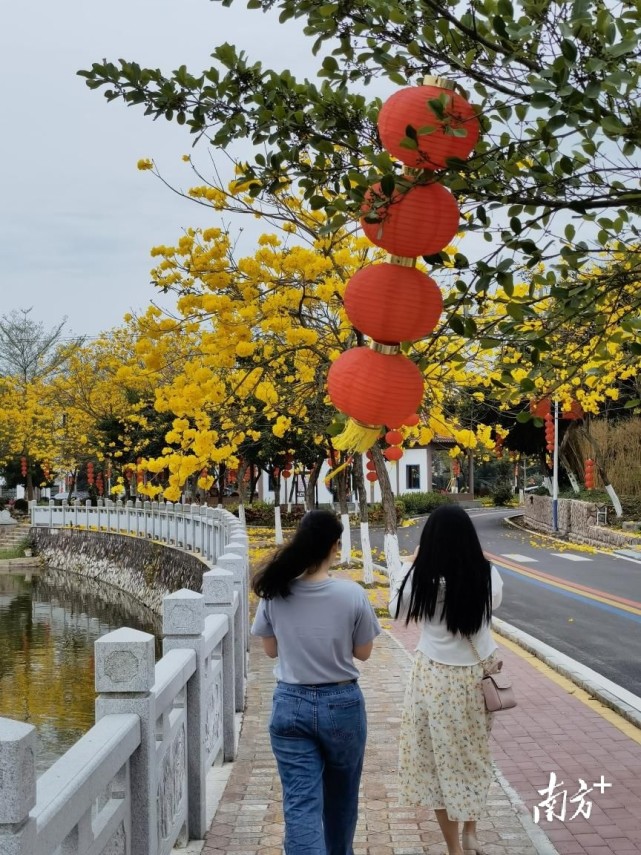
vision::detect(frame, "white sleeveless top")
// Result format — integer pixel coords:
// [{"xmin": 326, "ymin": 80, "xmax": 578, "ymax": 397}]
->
[{"xmin": 389, "ymin": 563, "xmax": 503, "ymax": 665}]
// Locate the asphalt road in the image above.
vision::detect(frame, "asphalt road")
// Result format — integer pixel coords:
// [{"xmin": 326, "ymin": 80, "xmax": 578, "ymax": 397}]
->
[{"xmin": 349, "ymin": 508, "xmax": 641, "ymax": 696}]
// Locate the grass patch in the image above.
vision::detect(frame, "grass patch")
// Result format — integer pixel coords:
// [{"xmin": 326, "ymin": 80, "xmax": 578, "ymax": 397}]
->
[{"xmin": 0, "ymin": 537, "xmax": 33, "ymax": 560}]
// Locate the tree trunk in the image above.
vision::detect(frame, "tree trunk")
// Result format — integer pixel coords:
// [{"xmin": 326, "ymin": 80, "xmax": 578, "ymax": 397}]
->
[
  {"xmin": 249, "ymin": 464, "xmax": 259, "ymax": 504},
  {"xmin": 237, "ymin": 457, "xmax": 248, "ymax": 504},
  {"xmin": 305, "ymin": 462, "xmax": 321, "ymax": 510},
  {"xmin": 272, "ymin": 469, "xmax": 281, "ymax": 507},
  {"xmin": 371, "ymin": 443, "xmax": 402, "ymax": 577},
  {"xmin": 334, "ymin": 465, "xmax": 352, "ymax": 564},
  {"xmin": 352, "ymin": 454, "xmax": 373, "ymax": 583}
]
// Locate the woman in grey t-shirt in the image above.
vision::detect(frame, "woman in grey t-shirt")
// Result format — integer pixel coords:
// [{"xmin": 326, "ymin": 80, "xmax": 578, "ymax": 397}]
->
[{"xmin": 251, "ymin": 510, "xmax": 381, "ymax": 855}]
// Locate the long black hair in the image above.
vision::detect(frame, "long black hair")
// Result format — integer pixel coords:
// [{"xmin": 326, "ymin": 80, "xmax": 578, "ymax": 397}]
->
[
  {"xmin": 395, "ymin": 504, "xmax": 492, "ymax": 636},
  {"xmin": 252, "ymin": 509, "xmax": 343, "ymax": 599}
]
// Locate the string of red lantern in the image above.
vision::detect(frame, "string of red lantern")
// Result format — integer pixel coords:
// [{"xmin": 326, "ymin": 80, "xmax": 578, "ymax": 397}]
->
[
  {"xmin": 585, "ymin": 458, "xmax": 595, "ymax": 490},
  {"xmin": 328, "ymin": 75, "xmax": 480, "ymax": 452},
  {"xmin": 544, "ymin": 413, "xmax": 555, "ymax": 454}
]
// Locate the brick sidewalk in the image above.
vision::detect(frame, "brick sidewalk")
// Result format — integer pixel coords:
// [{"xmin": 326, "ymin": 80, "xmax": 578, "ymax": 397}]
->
[
  {"xmin": 203, "ymin": 632, "xmax": 551, "ymax": 855},
  {"xmin": 391, "ymin": 622, "xmax": 641, "ymax": 855}
]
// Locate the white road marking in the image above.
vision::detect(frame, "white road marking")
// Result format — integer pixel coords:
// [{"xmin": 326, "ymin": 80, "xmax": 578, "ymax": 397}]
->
[
  {"xmin": 500, "ymin": 553, "xmax": 538, "ymax": 563},
  {"xmin": 550, "ymin": 552, "xmax": 592, "ymax": 562}
]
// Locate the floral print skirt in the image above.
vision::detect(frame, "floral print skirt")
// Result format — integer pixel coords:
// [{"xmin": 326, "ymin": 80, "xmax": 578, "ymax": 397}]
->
[{"xmin": 398, "ymin": 650, "xmax": 495, "ymax": 821}]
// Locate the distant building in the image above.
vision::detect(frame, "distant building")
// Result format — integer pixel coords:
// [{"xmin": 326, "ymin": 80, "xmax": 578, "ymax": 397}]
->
[{"xmin": 258, "ymin": 437, "xmax": 474, "ymax": 505}]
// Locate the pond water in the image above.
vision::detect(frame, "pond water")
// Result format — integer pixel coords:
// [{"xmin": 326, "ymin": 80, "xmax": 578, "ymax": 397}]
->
[{"xmin": 0, "ymin": 566, "xmax": 160, "ymax": 773}]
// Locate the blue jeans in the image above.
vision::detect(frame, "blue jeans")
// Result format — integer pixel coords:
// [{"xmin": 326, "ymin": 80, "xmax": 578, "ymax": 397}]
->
[{"xmin": 269, "ymin": 680, "xmax": 367, "ymax": 855}]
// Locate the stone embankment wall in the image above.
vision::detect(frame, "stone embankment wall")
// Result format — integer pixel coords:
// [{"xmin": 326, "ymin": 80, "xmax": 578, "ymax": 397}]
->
[
  {"xmin": 32, "ymin": 528, "xmax": 207, "ymax": 615},
  {"xmin": 522, "ymin": 495, "xmax": 636, "ymax": 547}
]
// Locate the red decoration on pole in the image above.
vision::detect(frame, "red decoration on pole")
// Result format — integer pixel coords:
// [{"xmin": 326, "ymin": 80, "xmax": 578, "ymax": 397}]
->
[
  {"xmin": 544, "ymin": 413, "xmax": 555, "ymax": 453},
  {"xmin": 20, "ymin": 456, "xmax": 27, "ymax": 478},
  {"xmin": 366, "ymin": 471, "xmax": 378, "ymax": 483},
  {"xmin": 385, "ymin": 430, "xmax": 403, "ymax": 446}
]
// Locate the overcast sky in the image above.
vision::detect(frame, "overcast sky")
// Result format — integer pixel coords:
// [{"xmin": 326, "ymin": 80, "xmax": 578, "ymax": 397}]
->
[{"xmin": 0, "ymin": 0, "xmax": 342, "ymax": 338}]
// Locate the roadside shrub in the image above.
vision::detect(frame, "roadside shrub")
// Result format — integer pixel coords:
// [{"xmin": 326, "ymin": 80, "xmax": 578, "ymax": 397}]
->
[
  {"xmin": 366, "ymin": 500, "xmax": 405, "ymax": 525},
  {"xmin": 400, "ymin": 491, "xmax": 454, "ymax": 516},
  {"xmin": 12, "ymin": 498, "xmax": 29, "ymax": 514},
  {"xmin": 490, "ymin": 482, "xmax": 514, "ymax": 507},
  {"xmin": 242, "ymin": 501, "xmax": 307, "ymax": 528}
]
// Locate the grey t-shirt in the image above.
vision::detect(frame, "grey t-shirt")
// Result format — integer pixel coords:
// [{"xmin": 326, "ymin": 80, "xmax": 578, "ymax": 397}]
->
[{"xmin": 251, "ymin": 577, "xmax": 381, "ymax": 684}]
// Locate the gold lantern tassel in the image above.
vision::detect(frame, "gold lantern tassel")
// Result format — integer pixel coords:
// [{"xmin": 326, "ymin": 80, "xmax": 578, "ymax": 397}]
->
[
  {"xmin": 324, "ymin": 456, "xmax": 353, "ymax": 484},
  {"xmin": 332, "ymin": 418, "xmax": 382, "ymax": 452}
]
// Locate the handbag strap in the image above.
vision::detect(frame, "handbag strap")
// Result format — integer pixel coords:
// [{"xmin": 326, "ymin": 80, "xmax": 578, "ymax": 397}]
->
[{"xmin": 467, "ymin": 636, "xmax": 501, "ymax": 677}]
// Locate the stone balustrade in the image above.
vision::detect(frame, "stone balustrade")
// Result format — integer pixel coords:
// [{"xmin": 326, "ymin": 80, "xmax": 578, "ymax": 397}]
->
[
  {"xmin": 31, "ymin": 500, "xmax": 233, "ymax": 566},
  {"xmin": 0, "ymin": 504, "xmax": 249, "ymax": 855}
]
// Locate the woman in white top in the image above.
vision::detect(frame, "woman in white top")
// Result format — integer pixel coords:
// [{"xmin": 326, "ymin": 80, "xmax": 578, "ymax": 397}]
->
[{"xmin": 389, "ymin": 504, "xmax": 503, "ymax": 855}]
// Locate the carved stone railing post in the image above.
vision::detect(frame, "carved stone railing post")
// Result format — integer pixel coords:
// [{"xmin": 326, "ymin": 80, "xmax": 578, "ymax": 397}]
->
[
  {"xmin": 202, "ymin": 568, "xmax": 239, "ymax": 756},
  {"xmin": 216, "ymin": 551, "xmax": 248, "ymax": 681},
  {"xmin": 228, "ymin": 532, "xmax": 250, "ymax": 653},
  {"xmin": 162, "ymin": 589, "xmax": 209, "ymax": 839},
  {"xmin": 0, "ymin": 718, "xmax": 36, "ymax": 854},
  {"xmin": 95, "ymin": 628, "xmax": 157, "ymax": 855}
]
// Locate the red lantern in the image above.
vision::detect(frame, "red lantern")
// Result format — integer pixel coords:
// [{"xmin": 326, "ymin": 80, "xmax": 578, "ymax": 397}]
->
[
  {"xmin": 20, "ymin": 456, "xmax": 27, "ymax": 477},
  {"xmin": 403, "ymin": 413, "xmax": 420, "ymax": 427},
  {"xmin": 344, "ymin": 263, "xmax": 443, "ymax": 344},
  {"xmin": 273, "ymin": 467, "xmax": 280, "ymax": 477},
  {"xmin": 530, "ymin": 398, "xmax": 551, "ymax": 418},
  {"xmin": 282, "ymin": 469, "xmax": 292, "ymax": 479},
  {"xmin": 366, "ymin": 471, "xmax": 378, "ymax": 483},
  {"xmin": 365, "ymin": 450, "xmax": 373, "ymax": 460},
  {"xmin": 87, "ymin": 461, "xmax": 94, "ymax": 486},
  {"xmin": 361, "ymin": 182, "xmax": 459, "ymax": 258},
  {"xmin": 562, "ymin": 400, "xmax": 584, "ymax": 420},
  {"xmin": 366, "ymin": 460, "xmax": 377, "ymax": 471},
  {"xmin": 384, "ymin": 446, "xmax": 404, "ymax": 461},
  {"xmin": 378, "ymin": 83, "xmax": 480, "ymax": 170},
  {"xmin": 328, "ymin": 347, "xmax": 424, "ymax": 429},
  {"xmin": 385, "ymin": 430, "xmax": 403, "ymax": 446}
]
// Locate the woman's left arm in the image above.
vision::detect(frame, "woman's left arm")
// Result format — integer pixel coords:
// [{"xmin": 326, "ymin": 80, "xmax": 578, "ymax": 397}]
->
[
  {"xmin": 261, "ymin": 636, "xmax": 278, "ymax": 658},
  {"xmin": 491, "ymin": 565, "xmax": 503, "ymax": 610},
  {"xmin": 389, "ymin": 560, "xmax": 413, "ymax": 620}
]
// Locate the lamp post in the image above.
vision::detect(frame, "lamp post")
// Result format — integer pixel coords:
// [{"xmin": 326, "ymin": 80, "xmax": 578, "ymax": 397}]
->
[{"xmin": 552, "ymin": 400, "xmax": 559, "ymax": 532}]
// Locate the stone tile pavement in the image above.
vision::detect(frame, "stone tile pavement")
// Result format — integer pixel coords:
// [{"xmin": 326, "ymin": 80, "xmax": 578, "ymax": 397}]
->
[{"xmin": 202, "ymin": 631, "xmax": 552, "ymax": 855}]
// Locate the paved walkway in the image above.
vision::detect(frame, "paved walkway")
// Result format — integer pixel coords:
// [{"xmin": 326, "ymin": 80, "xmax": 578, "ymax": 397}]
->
[{"xmin": 202, "ymin": 631, "xmax": 554, "ymax": 855}]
